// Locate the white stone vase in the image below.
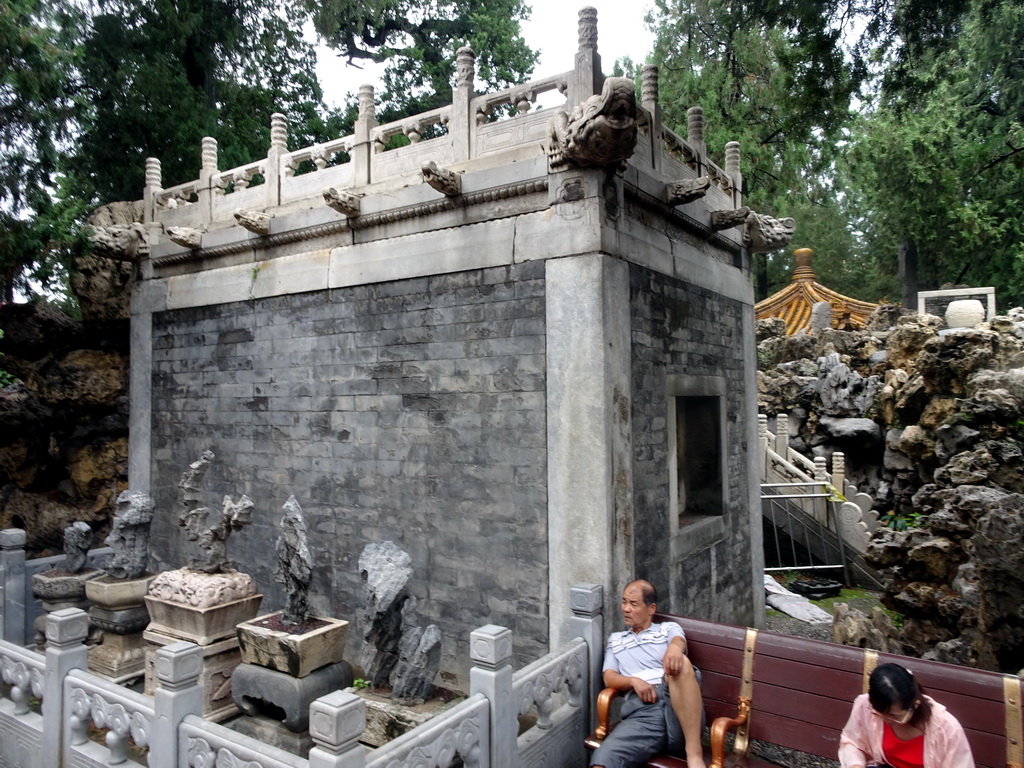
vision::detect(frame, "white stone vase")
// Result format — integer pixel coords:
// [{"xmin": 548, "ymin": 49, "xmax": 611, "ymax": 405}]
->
[{"xmin": 945, "ymin": 298, "xmax": 986, "ymax": 328}]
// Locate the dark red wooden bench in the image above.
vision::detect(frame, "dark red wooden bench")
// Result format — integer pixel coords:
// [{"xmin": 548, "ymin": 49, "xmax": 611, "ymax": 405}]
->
[{"xmin": 586, "ymin": 613, "xmax": 1023, "ymax": 768}]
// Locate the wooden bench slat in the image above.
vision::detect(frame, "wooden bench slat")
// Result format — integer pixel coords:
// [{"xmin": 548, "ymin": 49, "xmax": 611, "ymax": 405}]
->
[{"xmin": 595, "ymin": 614, "xmax": 1017, "ymax": 768}]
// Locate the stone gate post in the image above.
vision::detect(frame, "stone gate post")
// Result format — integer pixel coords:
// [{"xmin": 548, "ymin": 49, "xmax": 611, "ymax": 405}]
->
[
  {"xmin": 148, "ymin": 641, "xmax": 204, "ymax": 768},
  {"xmin": 470, "ymin": 624, "xmax": 515, "ymax": 768},
  {"xmin": 1, "ymin": 528, "xmax": 26, "ymax": 645},
  {"xmin": 308, "ymin": 690, "xmax": 368, "ymax": 768},
  {"xmin": 44, "ymin": 607, "xmax": 89, "ymax": 768},
  {"xmin": 569, "ymin": 583, "xmax": 604, "ymax": 731}
]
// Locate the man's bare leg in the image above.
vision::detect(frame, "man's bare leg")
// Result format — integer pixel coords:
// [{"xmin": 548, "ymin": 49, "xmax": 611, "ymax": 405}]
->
[{"xmin": 666, "ymin": 655, "xmax": 706, "ymax": 768}]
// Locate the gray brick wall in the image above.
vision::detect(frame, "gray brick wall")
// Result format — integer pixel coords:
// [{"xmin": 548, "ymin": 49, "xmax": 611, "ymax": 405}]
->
[
  {"xmin": 629, "ymin": 263, "xmax": 755, "ymax": 623},
  {"xmin": 149, "ymin": 261, "xmax": 548, "ymax": 686}
]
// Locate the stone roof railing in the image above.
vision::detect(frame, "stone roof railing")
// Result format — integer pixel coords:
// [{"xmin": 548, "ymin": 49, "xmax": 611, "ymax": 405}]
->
[{"xmin": 139, "ymin": 7, "xmax": 744, "ymax": 235}]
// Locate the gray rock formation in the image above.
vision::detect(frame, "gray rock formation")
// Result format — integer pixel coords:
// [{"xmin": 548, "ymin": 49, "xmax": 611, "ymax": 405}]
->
[
  {"xmin": 105, "ymin": 490, "xmax": 155, "ymax": 579},
  {"xmin": 761, "ymin": 305, "xmax": 1024, "ymax": 671},
  {"xmin": 63, "ymin": 521, "xmax": 94, "ymax": 573},
  {"xmin": 177, "ymin": 450, "xmax": 254, "ymax": 573},
  {"xmin": 358, "ymin": 541, "xmax": 441, "ymax": 701},
  {"xmin": 274, "ymin": 496, "xmax": 312, "ymax": 625}
]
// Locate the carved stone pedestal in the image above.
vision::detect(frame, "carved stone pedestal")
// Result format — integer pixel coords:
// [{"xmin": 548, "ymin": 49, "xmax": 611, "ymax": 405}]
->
[
  {"xmin": 142, "ymin": 568, "xmax": 261, "ymax": 722},
  {"xmin": 229, "ymin": 714, "xmax": 313, "ymax": 756},
  {"xmin": 231, "ymin": 659, "xmax": 353, "ymax": 734},
  {"xmin": 145, "ymin": 629, "xmax": 242, "ymax": 722},
  {"xmin": 31, "ymin": 568, "xmax": 103, "ymax": 650},
  {"xmin": 89, "ymin": 632, "xmax": 148, "ymax": 683},
  {"xmin": 85, "ymin": 573, "xmax": 156, "ymax": 683}
]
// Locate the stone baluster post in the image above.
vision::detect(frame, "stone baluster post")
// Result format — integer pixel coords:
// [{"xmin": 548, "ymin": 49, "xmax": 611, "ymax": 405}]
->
[
  {"xmin": 148, "ymin": 642, "xmax": 203, "ymax": 768},
  {"xmin": 44, "ymin": 608, "xmax": 89, "ymax": 768},
  {"xmin": 470, "ymin": 624, "xmax": 515, "ymax": 768},
  {"xmin": 266, "ymin": 113, "xmax": 288, "ymax": 210},
  {"xmin": 725, "ymin": 140, "xmax": 742, "ymax": 208},
  {"xmin": 774, "ymin": 412, "xmax": 789, "ymax": 456},
  {"xmin": 687, "ymin": 106, "xmax": 705, "ymax": 174},
  {"xmin": 757, "ymin": 415, "xmax": 770, "ymax": 481},
  {"xmin": 197, "ymin": 136, "xmax": 219, "ymax": 227},
  {"xmin": 832, "ymin": 452, "xmax": 846, "ymax": 498},
  {"xmin": 568, "ymin": 583, "xmax": 603, "ymax": 731},
  {"xmin": 308, "ymin": 690, "xmax": 368, "ymax": 768},
  {"xmin": 452, "ymin": 46, "xmax": 475, "ymax": 162},
  {"xmin": 1, "ymin": 528, "xmax": 26, "ymax": 645},
  {"xmin": 641, "ymin": 65, "xmax": 662, "ymax": 172},
  {"xmin": 813, "ymin": 456, "xmax": 829, "ymax": 527},
  {"xmin": 143, "ymin": 157, "xmax": 162, "ymax": 224},
  {"xmin": 569, "ymin": 6, "xmax": 603, "ymax": 109},
  {"xmin": 353, "ymin": 85, "xmax": 378, "ymax": 186}
]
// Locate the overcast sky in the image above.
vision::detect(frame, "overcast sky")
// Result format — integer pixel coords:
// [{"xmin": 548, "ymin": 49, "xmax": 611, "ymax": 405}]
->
[{"xmin": 315, "ymin": 1, "xmax": 655, "ymax": 110}]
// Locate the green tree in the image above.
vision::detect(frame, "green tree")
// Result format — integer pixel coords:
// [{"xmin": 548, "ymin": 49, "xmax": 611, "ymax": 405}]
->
[
  {"xmin": 846, "ymin": 0, "xmax": 1024, "ymax": 306},
  {"xmin": 63, "ymin": 0, "xmax": 342, "ymax": 206},
  {"xmin": 0, "ymin": 0, "xmax": 84, "ymax": 302},
  {"xmin": 308, "ymin": 0, "xmax": 537, "ymax": 122},
  {"xmin": 647, "ymin": 0, "xmax": 860, "ymax": 299}
]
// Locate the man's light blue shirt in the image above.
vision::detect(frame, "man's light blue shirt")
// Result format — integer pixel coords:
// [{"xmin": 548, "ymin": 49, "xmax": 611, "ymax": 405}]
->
[{"xmin": 602, "ymin": 621, "xmax": 684, "ymax": 686}]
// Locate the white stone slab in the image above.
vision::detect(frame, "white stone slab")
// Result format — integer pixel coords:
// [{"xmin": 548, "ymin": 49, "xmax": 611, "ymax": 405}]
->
[
  {"xmin": 513, "ymin": 204, "xmax": 603, "ymax": 262},
  {"xmin": 330, "ymin": 219, "xmax": 515, "ymax": 287}
]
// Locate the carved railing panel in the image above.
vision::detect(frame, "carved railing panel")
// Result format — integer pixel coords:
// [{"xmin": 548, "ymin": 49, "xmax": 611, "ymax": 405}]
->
[
  {"xmin": 65, "ymin": 669, "xmax": 154, "ymax": 767},
  {"xmin": 282, "ymin": 162, "xmax": 355, "ymax": 204},
  {"xmin": 0, "ymin": 642, "xmax": 45, "ymax": 715},
  {"xmin": 471, "ymin": 73, "xmax": 568, "ymax": 127},
  {"xmin": 511, "ymin": 637, "xmax": 587, "ymax": 729},
  {"xmin": 371, "ymin": 139, "xmax": 455, "ymax": 184},
  {"xmin": 368, "ymin": 693, "xmax": 489, "ymax": 768},
  {"xmin": 180, "ymin": 714, "xmax": 305, "ymax": 768},
  {"xmin": 475, "ymin": 111, "xmax": 552, "ymax": 159}
]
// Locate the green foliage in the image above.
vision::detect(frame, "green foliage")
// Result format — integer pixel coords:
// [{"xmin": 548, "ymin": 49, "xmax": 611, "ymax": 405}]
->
[
  {"xmin": 879, "ymin": 510, "xmax": 924, "ymax": 531},
  {"xmin": 0, "ymin": 0, "xmax": 84, "ymax": 303},
  {"xmin": 352, "ymin": 677, "xmax": 370, "ymax": 690},
  {"xmin": 0, "ymin": 329, "xmax": 15, "ymax": 387},
  {"xmin": 307, "ymin": 0, "xmax": 537, "ymax": 122},
  {"xmin": 64, "ymin": 0, "xmax": 342, "ymax": 203},
  {"xmin": 845, "ymin": 1, "xmax": 1024, "ymax": 307}
]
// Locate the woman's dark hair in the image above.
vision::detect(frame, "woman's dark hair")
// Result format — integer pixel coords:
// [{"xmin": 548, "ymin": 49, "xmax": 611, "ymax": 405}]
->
[{"xmin": 868, "ymin": 663, "xmax": 932, "ymax": 729}]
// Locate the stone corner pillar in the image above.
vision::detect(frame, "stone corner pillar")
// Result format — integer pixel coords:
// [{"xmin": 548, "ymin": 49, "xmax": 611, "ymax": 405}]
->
[
  {"xmin": 568, "ymin": 583, "xmax": 604, "ymax": 730},
  {"xmin": 42, "ymin": 608, "xmax": 89, "ymax": 768},
  {"xmin": 546, "ymin": 254, "xmax": 633, "ymax": 651},
  {"xmin": 470, "ymin": 624, "xmax": 514, "ymax": 768},
  {"xmin": 149, "ymin": 641, "xmax": 204, "ymax": 768},
  {"xmin": 0, "ymin": 528, "xmax": 27, "ymax": 645}
]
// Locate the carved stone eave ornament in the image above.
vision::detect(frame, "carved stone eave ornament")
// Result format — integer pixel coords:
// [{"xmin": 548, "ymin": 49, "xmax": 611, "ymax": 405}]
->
[
  {"xmin": 710, "ymin": 206, "xmax": 750, "ymax": 232},
  {"xmin": 422, "ymin": 161, "xmax": 462, "ymax": 197},
  {"xmin": 548, "ymin": 76, "xmax": 639, "ymax": 171},
  {"xmin": 323, "ymin": 187, "xmax": 362, "ymax": 217},
  {"xmin": 234, "ymin": 209, "xmax": 273, "ymax": 236},
  {"xmin": 166, "ymin": 226, "xmax": 204, "ymax": 249},
  {"xmin": 665, "ymin": 177, "xmax": 711, "ymax": 206},
  {"xmin": 88, "ymin": 223, "xmax": 149, "ymax": 262},
  {"xmin": 745, "ymin": 211, "xmax": 796, "ymax": 253}
]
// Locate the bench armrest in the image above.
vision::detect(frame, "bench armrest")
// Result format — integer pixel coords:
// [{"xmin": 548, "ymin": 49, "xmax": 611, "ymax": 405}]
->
[
  {"xmin": 584, "ymin": 687, "xmax": 624, "ymax": 749},
  {"xmin": 709, "ymin": 697, "xmax": 751, "ymax": 768}
]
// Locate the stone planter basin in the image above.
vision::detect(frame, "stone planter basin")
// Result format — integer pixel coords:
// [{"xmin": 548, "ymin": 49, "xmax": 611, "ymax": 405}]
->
[
  {"xmin": 237, "ymin": 612, "xmax": 348, "ymax": 678},
  {"xmin": 85, "ymin": 573, "xmax": 156, "ymax": 609},
  {"xmin": 32, "ymin": 567, "xmax": 103, "ymax": 602},
  {"xmin": 145, "ymin": 593, "xmax": 263, "ymax": 645}
]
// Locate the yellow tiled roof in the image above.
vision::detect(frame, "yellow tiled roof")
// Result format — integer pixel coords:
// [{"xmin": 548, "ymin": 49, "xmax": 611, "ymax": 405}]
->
[{"xmin": 754, "ymin": 249, "xmax": 879, "ymax": 335}]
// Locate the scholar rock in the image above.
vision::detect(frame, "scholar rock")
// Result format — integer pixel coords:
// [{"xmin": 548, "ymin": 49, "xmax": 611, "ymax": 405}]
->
[{"xmin": 105, "ymin": 490, "xmax": 155, "ymax": 580}]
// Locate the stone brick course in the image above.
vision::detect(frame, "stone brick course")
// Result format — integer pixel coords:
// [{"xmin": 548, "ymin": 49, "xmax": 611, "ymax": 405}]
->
[{"xmin": 149, "ymin": 262, "xmax": 548, "ymax": 681}]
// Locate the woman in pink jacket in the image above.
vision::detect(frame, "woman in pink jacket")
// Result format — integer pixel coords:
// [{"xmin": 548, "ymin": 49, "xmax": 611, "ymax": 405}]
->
[{"xmin": 839, "ymin": 663, "xmax": 974, "ymax": 768}]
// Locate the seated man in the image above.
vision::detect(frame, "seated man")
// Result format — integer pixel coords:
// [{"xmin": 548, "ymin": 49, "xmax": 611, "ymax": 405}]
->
[{"xmin": 591, "ymin": 580, "xmax": 706, "ymax": 768}]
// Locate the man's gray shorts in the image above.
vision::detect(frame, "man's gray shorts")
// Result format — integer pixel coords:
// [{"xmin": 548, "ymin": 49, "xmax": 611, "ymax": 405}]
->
[{"xmin": 589, "ymin": 676, "xmax": 703, "ymax": 768}]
